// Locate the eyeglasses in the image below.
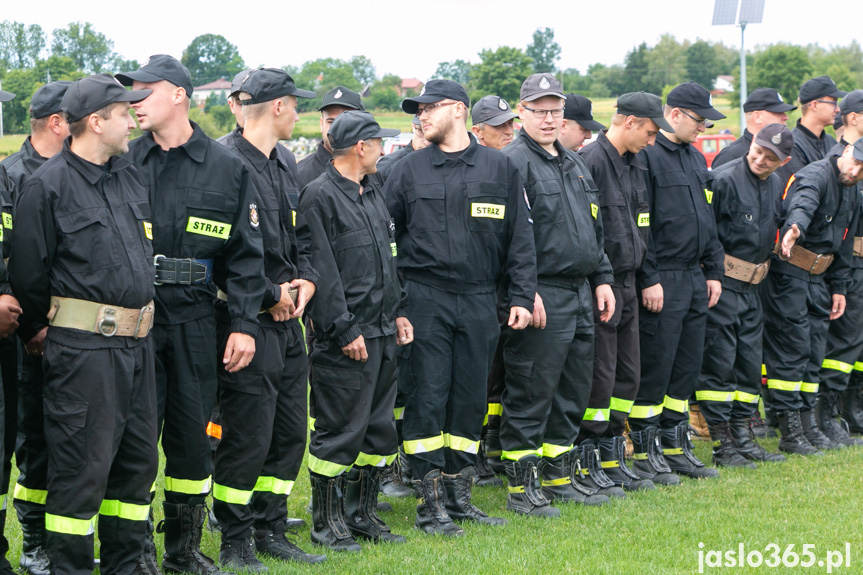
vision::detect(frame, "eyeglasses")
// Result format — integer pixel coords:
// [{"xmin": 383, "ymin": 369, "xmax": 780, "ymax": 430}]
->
[
  {"xmin": 813, "ymin": 99, "xmax": 839, "ymax": 107},
  {"xmin": 679, "ymin": 109, "xmax": 708, "ymax": 127},
  {"xmin": 522, "ymin": 105, "xmax": 565, "ymax": 119},
  {"xmin": 415, "ymin": 101, "xmax": 457, "ymax": 117}
]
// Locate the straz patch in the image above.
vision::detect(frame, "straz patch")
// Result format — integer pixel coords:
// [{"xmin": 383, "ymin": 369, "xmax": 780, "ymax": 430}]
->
[
  {"xmin": 143, "ymin": 221, "xmax": 153, "ymax": 240},
  {"xmin": 637, "ymin": 213, "xmax": 650, "ymax": 227},
  {"xmin": 704, "ymin": 189, "xmax": 713, "ymax": 204},
  {"xmin": 390, "ymin": 242, "xmax": 397, "ymax": 257},
  {"xmin": 249, "ymin": 203, "xmax": 259, "ymax": 228},
  {"xmin": 292, "ymin": 210, "xmax": 297, "ymax": 227},
  {"xmin": 2, "ymin": 213, "xmax": 12, "ymax": 229},
  {"xmin": 471, "ymin": 203, "xmax": 505, "ymax": 219},
  {"xmin": 186, "ymin": 217, "xmax": 231, "ymax": 240},
  {"xmin": 591, "ymin": 203, "xmax": 598, "ymax": 219}
]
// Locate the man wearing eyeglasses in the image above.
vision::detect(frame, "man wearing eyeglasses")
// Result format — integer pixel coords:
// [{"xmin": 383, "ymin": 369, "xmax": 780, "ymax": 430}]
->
[
  {"xmin": 713, "ymin": 88, "xmax": 797, "ymax": 169},
  {"xmin": 631, "ymin": 82, "xmax": 726, "ymax": 480},
  {"xmin": 385, "ymin": 79, "xmax": 536, "ymax": 536}
]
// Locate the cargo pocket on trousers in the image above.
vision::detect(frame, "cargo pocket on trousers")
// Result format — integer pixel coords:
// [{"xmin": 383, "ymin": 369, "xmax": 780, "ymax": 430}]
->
[
  {"xmin": 311, "ymin": 364, "xmax": 363, "ymax": 432},
  {"xmin": 43, "ymin": 397, "xmax": 88, "ymax": 477},
  {"xmin": 502, "ymin": 350, "xmax": 535, "ymax": 404},
  {"xmin": 395, "ymin": 344, "xmax": 416, "ymax": 400}
]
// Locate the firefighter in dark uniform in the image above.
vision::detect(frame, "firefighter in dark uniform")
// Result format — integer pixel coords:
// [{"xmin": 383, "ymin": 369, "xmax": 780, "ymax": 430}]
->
[
  {"xmin": 301, "ymin": 110, "xmax": 411, "ymax": 551},
  {"xmin": 116, "ymin": 55, "xmax": 263, "ymax": 575},
  {"xmin": 559, "ymin": 93, "xmax": 605, "ymax": 151},
  {"xmin": 820, "ymin": 91, "xmax": 863, "ymax": 439},
  {"xmin": 632, "ymin": 82, "xmax": 726, "ymax": 480},
  {"xmin": 499, "ymin": 74, "xmax": 615, "ymax": 516},
  {"xmin": 713, "ymin": 88, "xmax": 796, "ymax": 169},
  {"xmin": 215, "ymin": 68, "xmax": 324, "ymax": 569},
  {"xmin": 0, "ymin": 81, "xmax": 71, "ymax": 575},
  {"xmin": 297, "ymin": 86, "xmax": 364, "ymax": 190},
  {"xmin": 696, "ymin": 123, "xmax": 792, "ymax": 466},
  {"xmin": 764, "ymin": 139, "xmax": 863, "ymax": 454},
  {"xmin": 9, "ymin": 74, "xmax": 157, "ymax": 575},
  {"xmin": 577, "ymin": 92, "xmax": 669, "ymax": 492},
  {"xmin": 375, "ymin": 116, "xmax": 428, "ymax": 182}
]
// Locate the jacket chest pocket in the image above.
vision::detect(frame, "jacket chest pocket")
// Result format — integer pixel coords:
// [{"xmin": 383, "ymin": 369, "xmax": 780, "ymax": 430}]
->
[
  {"xmin": 730, "ymin": 203, "xmax": 757, "ymax": 231},
  {"xmin": 653, "ymin": 171, "xmax": 695, "ymax": 217},
  {"xmin": 407, "ymin": 184, "xmax": 446, "ymax": 234},
  {"xmin": 56, "ymin": 207, "xmax": 119, "ymax": 273},
  {"xmin": 467, "ymin": 183, "xmax": 507, "ymax": 234},
  {"xmin": 529, "ymin": 178, "xmax": 566, "ymax": 226},
  {"xmin": 334, "ymin": 228, "xmax": 376, "ymax": 283},
  {"xmin": 129, "ymin": 201, "xmax": 153, "ymax": 255},
  {"xmin": 183, "ymin": 190, "xmax": 237, "ymax": 250}
]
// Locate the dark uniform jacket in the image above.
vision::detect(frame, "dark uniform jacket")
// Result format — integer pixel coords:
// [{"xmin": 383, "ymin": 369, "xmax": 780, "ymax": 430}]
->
[
  {"xmin": 376, "ymin": 141, "xmax": 416, "ymax": 182},
  {"xmin": 827, "ymin": 140, "xmax": 863, "ymax": 270},
  {"xmin": 10, "ymin": 140, "xmax": 155, "ymax": 348},
  {"xmin": 127, "ymin": 123, "xmax": 266, "ymax": 337},
  {"xmin": 504, "ymin": 132, "xmax": 613, "ymax": 287},
  {"xmin": 301, "ymin": 163, "xmax": 404, "ymax": 347},
  {"xmin": 778, "ymin": 156, "xmax": 859, "ymax": 296},
  {"xmin": 220, "ymin": 130, "xmax": 318, "ymax": 311},
  {"xmin": 776, "ymin": 120, "xmax": 837, "ymax": 189},
  {"xmin": 639, "ymin": 132, "xmax": 725, "ymax": 289},
  {"xmin": 710, "ymin": 156, "xmax": 781, "ymax": 291},
  {"xmin": 298, "ymin": 142, "xmax": 331, "ymax": 191},
  {"xmin": 712, "ymin": 129, "xmax": 753, "ymax": 169},
  {"xmin": 384, "ymin": 137, "xmax": 536, "ymax": 312},
  {"xmin": 579, "ymin": 131, "xmax": 649, "ymax": 280}
]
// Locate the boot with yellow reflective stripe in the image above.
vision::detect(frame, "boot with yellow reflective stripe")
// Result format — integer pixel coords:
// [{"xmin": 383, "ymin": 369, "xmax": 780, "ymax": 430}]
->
[
  {"xmin": 160, "ymin": 502, "xmax": 234, "ymax": 575},
  {"xmin": 309, "ymin": 473, "xmax": 361, "ymax": 552},
  {"xmin": 800, "ymin": 408, "xmax": 843, "ymax": 451},
  {"xmin": 840, "ymin": 380, "xmax": 863, "ymax": 434},
  {"xmin": 815, "ymin": 391, "xmax": 863, "ymax": 447},
  {"xmin": 777, "ymin": 411, "xmax": 822, "ymax": 456},
  {"xmin": 707, "ymin": 423, "xmax": 755, "ymax": 468},
  {"xmin": 728, "ymin": 419, "xmax": 785, "ymax": 463},
  {"xmin": 573, "ymin": 442, "xmax": 625, "ymax": 498},
  {"xmin": 503, "ymin": 456, "xmax": 560, "ymax": 517},
  {"xmin": 539, "ymin": 452, "xmax": 608, "ymax": 506},
  {"xmin": 411, "ymin": 470, "xmax": 464, "ymax": 537},
  {"xmin": 597, "ymin": 436, "xmax": 654, "ymax": 491},
  {"xmin": 660, "ymin": 423, "xmax": 719, "ymax": 479},
  {"xmin": 344, "ymin": 467, "xmax": 406, "ymax": 544},
  {"xmin": 443, "ymin": 466, "xmax": 507, "ymax": 526},
  {"xmin": 629, "ymin": 428, "xmax": 680, "ymax": 486}
]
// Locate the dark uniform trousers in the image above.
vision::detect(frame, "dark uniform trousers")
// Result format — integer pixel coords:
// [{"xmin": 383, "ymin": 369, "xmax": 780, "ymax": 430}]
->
[
  {"xmin": 500, "ymin": 281, "xmax": 594, "ymax": 460},
  {"xmin": 400, "ymin": 281, "xmax": 499, "ymax": 479},
  {"xmin": 43, "ymin": 331, "xmax": 157, "ymax": 575},
  {"xmin": 696, "ymin": 281, "xmax": 763, "ymax": 424},
  {"xmin": 213, "ymin": 314, "xmax": 306, "ymax": 541},
  {"xmin": 308, "ymin": 336, "xmax": 398, "ymax": 477},
  {"xmin": 631, "ymin": 266, "xmax": 708, "ymax": 430},
  {"xmin": 483, "ymin": 339, "xmax": 505, "ymax": 455},
  {"xmin": 14, "ymin": 343, "xmax": 48, "ymax": 526},
  {"xmin": 0, "ymin": 337, "xmax": 15, "ymax": 513},
  {"xmin": 763, "ymin": 263, "xmax": 831, "ymax": 411},
  {"xmin": 580, "ymin": 273, "xmax": 639, "ymax": 440},
  {"xmin": 819, "ymin": 267, "xmax": 863, "ymax": 393}
]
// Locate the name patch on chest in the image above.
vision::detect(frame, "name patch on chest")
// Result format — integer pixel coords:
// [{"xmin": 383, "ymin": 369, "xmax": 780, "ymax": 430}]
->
[
  {"xmin": 704, "ymin": 189, "xmax": 713, "ymax": 204},
  {"xmin": 186, "ymin": 217, "xmax": 232, "ymax": 240},
  {"xmin": 471, "ymin": 203, "xmax": 505, "ymax": 219},
  {"xmin": 637, "ymin": 213, "xmax": 650, "ymax": 227},
  {"xmin": 2, "ymin": 213, "xmax": 12, "ymax": 230},
  {"xmin": 143, "ymin": 221, "xmax": 153, "ymax": 240},
  {"xmin": 591, "ymin": 203, "xmax": 598, "ymax": 220}
]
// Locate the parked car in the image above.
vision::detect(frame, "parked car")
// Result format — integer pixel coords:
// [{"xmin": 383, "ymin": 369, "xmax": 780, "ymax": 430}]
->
[{"xmin": 694, "ymin": 133, "xmax": 736, "ymax": 168}]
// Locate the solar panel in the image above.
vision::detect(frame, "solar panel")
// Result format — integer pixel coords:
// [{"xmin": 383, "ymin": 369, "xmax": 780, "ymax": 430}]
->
[
  {"xmin": 712, "ymin": 0, "xmax": 738, "ymax": 25},
  {"xmin": 738, "ymin": 0, "xmax": 765, "ymax": 24}
]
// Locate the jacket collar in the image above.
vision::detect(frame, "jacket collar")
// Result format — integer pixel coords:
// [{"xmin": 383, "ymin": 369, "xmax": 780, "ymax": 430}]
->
[
  {"xmin": 135, "ymin": 121, "xmax": 209, "ymax": 164},
  {"xmin": 61, "ymin": 138, "xmax": 134, "ymax": 185},
  {"xmin": 429, "ymin": 136, "xmax": 479, "ymax": 167}
]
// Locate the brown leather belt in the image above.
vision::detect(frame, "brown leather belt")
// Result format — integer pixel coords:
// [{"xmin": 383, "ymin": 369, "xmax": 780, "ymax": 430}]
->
[
  {"xmin": 773, "ymin": 243, "xmax": 834, "ymax": 275},
  {"xmin": 854, "ymin": 237, "xmax": 863, "ymax": 257},
  {"xmin": 47, "ymin": 296, "xmax": 154, "ymax": 338},
  {"xmin": 724, "ymin": 254, "xmax": 770, "ymax": 284}
]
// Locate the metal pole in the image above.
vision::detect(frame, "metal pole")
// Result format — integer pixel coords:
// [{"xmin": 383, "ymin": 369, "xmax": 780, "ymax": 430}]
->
[
  {"xmin": 739, "ymin": 22, "xmax": 747, "ymax": 136},
  {"xmin": 0, "ymin": 81, "xmax": 4, "ymax": 138}
]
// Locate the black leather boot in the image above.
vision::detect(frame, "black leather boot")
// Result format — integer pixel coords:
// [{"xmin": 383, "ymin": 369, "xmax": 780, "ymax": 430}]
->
[
  {"xmin": 573, "ymin": 441, "xmax": 625, "ymax": 498},
  {"xmin": 777, "ymin": 411, "xmax": 823, "ymax": 456},
  {"xmin": 839, "ymin": 380, "xmax": 863, "ymax": 434},
  {"xmin": 412, "ymin": 470, "xmax": 464, "ymax": 537},
  {"xmin": 219, "ymin": 533, "xmax": 267, "ymax": 573},
  {"xmin": 539, "ymin": 451, "xmax": 608, "ymax": 506},
  {"xmin": 800, "ymin": 408, "xmax": 843, "ymax": 451},
  {"xmin": 597, "ymin": 436, "xmax": 655, "ymax": 491},
  {"xmin": 474, "ymin": 441, "xmax": 504, "ymax": 487},
  {"xmin": 503, "ymin": 456, "xmax": 560, "ymax": 517},
  {"xmin": 816, "ymin": 391, "xmax": 863, "ymax": 447},
  {"xmin": 708, "ymin": 423, "xmax": 755, "ymax": 468},
  {"xmin": 484, "ymin": 428, "xmax": 506, "ymax": 475},
  {"xmin": 253, "ymin": 525, "xmax": 326, "ymax": 564},
  {"xmin": 160, "ymin": 502, "xmax": 233, "ymax": 575},
  {"xmin": 344, "ymin": 467, "xmax": 406, "ymax": 543},
  {"xmin": 728, "ymin": 419, "xmax": 785, "ymax": 462},
  {"xmin": 629, "ymin": 427, "xmax": 681, "ymax": 485},
  {"xmin": 19, "ymin": 520, "xmax": 51, "ymax": 575},
  {"xmin": 309, "ymin": 474, "xmax": 361, "ymax": 552},
  {"xmin": 379, "ymin": 458, "xmax": 413, "ymax": 498},
  {"xmin": 660, "ymin": 423, "xmax": 720, "ymax": 479},
  {"xmin": 443, "ymin": 466, "xmax": 507, "ymax": 525}
]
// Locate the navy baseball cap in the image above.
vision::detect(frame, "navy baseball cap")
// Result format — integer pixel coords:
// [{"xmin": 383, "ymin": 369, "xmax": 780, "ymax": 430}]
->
[
  {"xmin": 666, "ymin": 82, "xmax": 726, "ymax": 121},
  {"xmin": 402, "ymin": 79, "xmax": 470, "ymax": 114},
  {"xmin": 852, "ymin": 139, "xmax": 863, "ymax": 163},
  {"xmin": 743, "ymin": 88, "xmax": 797, "ymax": 113},
  {"xmin": 520, "ymin": 73, "xmax": 564, "ymax": 102},
  {"xmin": 840, "ymin": 90, "xmax": 863, "ymax": 115},
  {"xmin": 754, "ymin": 123, "xmax": 793, "ymax": 161},
  {"xmin": 471, "ymin": 95, "xmax": 518, "ymax": 126},
  {"xmin": 30, "ymin": 81, "xmax": 73, "ymax": 118},
  {"xmin": 564, "ymin": 93, "xmax": 605, "ymax": 131},
  {"xmin": 616, "ymin": 92, "xmax": 673, "ymax": 133},
  {"xmin": 229, "ymin": 69, "xmax": 252, "ymax": 99},
  {"xmin": 62, "ymin": 74, "xmax": 152, "ymax": 123},
  {"xmin": 116, "ymin": 54, "xmax": 194, "ymax": 98},
  {"xmin": 799, "ymin": 76, "xmax": 847, "ymax": 105},
  {"xmin": 318, "ymin": 86, "xmax": 364, "ymax": 112},
  {"xmin": 238, "ymin": 68, "xmax": 316, "ymax": 104},
  {"xmin": 327, "ymin": 111, "xmax": 400, "ymax": 149}
]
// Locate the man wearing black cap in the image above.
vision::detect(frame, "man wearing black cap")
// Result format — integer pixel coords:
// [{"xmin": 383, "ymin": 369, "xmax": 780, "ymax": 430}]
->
[
  {"xmin": 631, "ymin": 81, "xmax": 726, "ymax": 479},
  {"xmin": 9, "ymin": 73, "xmax": 156, "ymax": 575},
  {"xmin": 215, "ymin": 68, "xmax": 324, "ymax": 569},
  {"xmin": 713, "ymin": 88, "xmax": 797, "ymax": 168},
  {"xmin": 559, "ymin": 93, "xmax": 605, "ymax": 151},
  {"xmin": 301, "ymin": 110, "xmax": 409, "ymax": 551},
  {"xmin": 776, "ymin": 76, "xmax": 847, "ymax": 188},
  {"xmin": 385, "ymin": 79, "xmax": 535, "ymax": 535},
  {"xmin": 697, "ymin": 124, "xmax": 792, "ymax": 466},
  {"xmin": 0, "ymin": 80, "xmax": 70, "ymax": 575},
  {"xmin": 117, "ymin": 54, "xmax": 265, "ymax": 575},
  {"xmin": 576, "ymin": 91, "xmax": 667, "ymax": 492},
  {"xmin": 470, "ymin": 95, "xmax": 518, "ymax": 151},
  {"xmin": 375, "ymin": 116, "xmax": 429, "ymax": 182},
  {"xmin": 297, "ymin": 86, "xmax": 364, "ymax": 190},
  {"xmin": 763, "ymin": 139, "xmax": 863, "ymax": 454},
  {"xmin": 498, "ymin": 73, "xmax": 615, "ymax": 514}
]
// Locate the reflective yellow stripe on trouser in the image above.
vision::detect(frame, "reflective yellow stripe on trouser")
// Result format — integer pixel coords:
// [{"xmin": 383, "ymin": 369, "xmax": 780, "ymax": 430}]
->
[
  {"xmin": 695, "ymin": 390, "xmax": 734, "ymax": 402},
  {"xmin": 46, "ymin": 513, "xmax": 96, "ymax": 536},
  {"xmin": 734, "ymin": 390, "xmax": 759, "ymax": 404},
  {"xmin": 354, "ymin": 452, "xmax": 397, "ymax": 467},
  {"xmin": 307, "ymin": 454, "xmax": 351, "ymax": 478},
  {"xmin": 855, "ymin": 362, "xmax": 863, "ymax": 373},
  {"xmin": 99, "ymin": 499, "xmax": 150, "ymax": 521},
  {"xmin": 0, "ymin": 494, "xmax": 5, "ymax": 511},
  {"xmin": 403, "ymin": 433, "xmax": 445, "ymax": 455},
  {"xmin": 443, "ymin": 434, "xmax": 479, "ymax": 455},
  {"xmin": 13, "ymin": 484, "xmax": 47, "ymax": 505},
  {"xmin": 609, "ymin": 397, "xmax": 634, "ymax": 414},
  {"xmin": 767, "ymin": 379, "xmax": 802, "ymax": 392},
  {"xmin": 502, "ymin": 448, "xmax": 541, "ymax": 461},
  {"xmin": 629, "ymin": 404, "xmax": 663, "ymax": 419},
  {"xmin": 583, "ymin": 407, "xmax": 610, "ymax": 422},
  {"xmin": 822, "ymin": 359, "xmax": 853, "ymax": 374},
  {"xmin": 164, "ymin": 476, "xmax": 211, "ymax": 495},
  {"xmin": 213, "ymin": 482, "xmax": 254, "ymax": 505},
  {"xmin": 800, "ymin": 382, "xmax": 819, "ymax": 394},
  {"xmin": 393, "ymin": 407, "xmax": 404, "ymax": 421},
  {"xmin": 663, "ymin": 396, "xmax": 689, "ymax": 413},
  {"xmin": 541, "ymin": 443, "xmax": 572, "ymax": 459},
  {"xmin": 253, "ymin": 476, "xmax": 294, "ymax": 496},
  {"xmin": 484, "ymin": 403, "xmax": 502, "ymax": 426}
]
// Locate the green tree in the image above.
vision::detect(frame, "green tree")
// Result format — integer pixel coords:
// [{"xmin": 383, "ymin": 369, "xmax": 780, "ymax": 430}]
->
[
  {"xmin": 0, "ymin": 21, "xmax": 45, "ymax": 70},
  {"xmin": 809, "ymin": 41, "xmax": 863, "ymax": 92},
  {"xmin": 686, "ymin": 39, "xmax": 719, "ymax": 90},
  {"xmin": 293, "ymin": 58, "xmax": 361, "ymax": 112},
  {"xmin": 181, "ymin": 34, "xmax": 245, "ymax": 86},
  {"xmin": 470, "ymin": 46, "xmax": 534, "ymax": 105},
  {"xmin": 559, "ymin": 68, "xmax": 591, "ymax": 94},
  {"xmin": 748, "ymin": 43, "xmax": 812, "ymax": 104},
  {"xmin": 526, "ymin": 27, "xmax": 561, "ymax": 74},
  {"xmin": 433, "ymin": 60, "xmax": 472, "ymax": 85},
  {"xmin": 623, "ymin": 43, "xmax": 655, "ymax": 94},
  {"xmin": 586, "ymin": 63, "xmax": 627, "ymax": 98},
  {"xmin": 645, "ymin": 34, "xmax": 688, "ymax": 93},
  {"xmin": 0, "ymin": 55, "xmax": 82, "ymax": 133},
  {"xmin": 365, "ymin": 74, "xmax": 402, "ymax": 111},
  {"xmin": 204, "ymin": 90, "xmax": 228, "ymax": 113},
  {"xmin": 350, "ymin": 55, "xmax": 376, "ymax": 86},
  {"xmin": 51, "ymin": 22, "xmax": 117, "ymax": 74}
]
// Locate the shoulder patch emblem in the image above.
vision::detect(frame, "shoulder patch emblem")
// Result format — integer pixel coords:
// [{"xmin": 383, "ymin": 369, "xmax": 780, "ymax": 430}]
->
[{"xmin": 250, "ymin": 203, "xmax": 259, "ymax": 228}]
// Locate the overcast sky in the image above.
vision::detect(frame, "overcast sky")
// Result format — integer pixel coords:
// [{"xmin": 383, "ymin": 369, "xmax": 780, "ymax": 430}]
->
[{"xmin": 3, "ymin": 0, "xmax": 859, "ymax": 83}]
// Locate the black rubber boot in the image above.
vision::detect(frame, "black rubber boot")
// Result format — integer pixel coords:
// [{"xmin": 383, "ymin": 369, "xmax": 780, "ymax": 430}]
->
[
  {"xmin": 309, "ymin": 473, "xmax": 361, "ymax": 552},
  {"xmin": 474, "ymin": 442, "xmax": 504, "ymax": 487},
  {"xmin": 708, "ymin": 423, "xmax": 756, "ymax": 468},
  {"xmin": 574, "ymin": 442, "xmax": 626, "ymax": 498},
  {"xmin": 443, "ymin": 466, "xmax": 507, "ymax": 525},
  {"xmin": 398, "ymin": 446, "xmax": 412, "ymax": 487},
  {"xmin": 539, "ymin": 451, "xmax": 608, "ymax": 506},
  {"xmin": 597, "ymin": 436, "xmax": 655, "ymax": 491},
  {"xmin": 728, "ymin": 419, "xmax": 785, "ymax": 463},
  {"xmin": 840, "ymin": 380, "xmax": 863, "ymax": 434},
  {"xmin": 19, "ymin": 520, "xmax": 51, "ymax": 575},
  {"xmin": 777, "ymin": 411, "xmax": 823, "ymax": 456},
  {"xmin": 484, "ymin": 429, "xmax": 506, "ymax": 475},
  {"xmin": 379, "ymin": 458, "xmax": 413, "ymax": 498},
  {"xmin": 412, "ymin": 470, "xmax": 464, "ymax": 537},
  {"xmin": 253, "ymin": 523, "xmax": 326, "ymax": 564},
  {"xmin": 503, "ymin": 456, "xmax": 560, "ymax": 517},
  {"xmin": 749, "ymin": 411, "xmax": 776, "ymax": 438},
  {"xmin": 800, "ymin": 408, "xmax": 843, "ymax": 451},
  {"xmin": 344, "ymin": 467, "xmax": 406, "ymax": 543},
  {"xmin": 816, "ymin": 391, "xmax": 863, "ymax": 447},
  {"xmin": 160, "ymin": 502, "xmax": 233, "ymax": 575},
  {"xmin": 207, "ymin": 504, "xmax": 220, "ymax": 533},
  {"xmin": 660, "ymin": 423, "xmax": 720, "ymax": 479},
  {"xmin": 219, "ymin": 534, "xmax": 267, "ymax": 573},
  {"xmin": 629, "ymin": 427, "xmax": 681, "ymax": 486}
]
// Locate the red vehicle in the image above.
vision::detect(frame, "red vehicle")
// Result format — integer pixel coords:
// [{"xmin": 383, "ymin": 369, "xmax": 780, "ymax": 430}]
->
[{"xmin": 694, "ymin": 133, "xmax": 736, "ymax": 168}]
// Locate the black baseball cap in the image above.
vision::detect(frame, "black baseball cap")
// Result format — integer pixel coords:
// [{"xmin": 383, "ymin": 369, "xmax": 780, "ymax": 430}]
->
[
  {"xmin": 852, "ymin": 139, "xmax": 863, "ymax": 163},
  {"xmin": 666, "ymin": 82, "xmax": 726, "ymax": 121},
  {"xmin": 402, "ymin": 79, "xmax": 470, "ymax": 114},
  {"xmin": 564, "ymin": 93, "xmax": 605, "ymax": 131},
  {"xmin": 238, "ymin": 68, "xmax": 316, "ymax": 104},
  {"xmin": 616, "ymin": 91, "xmax": 674, "ymax": 133},
  {"xmin": 116, "ymin": 54, "xmax": 194, "ymax": 98},
  {"xmin": 743, "ymin": 88, "xmax": 797, "ymax": 113},
  {"xmin": 799, "ymin": 76, "xmax": 847, "ymax": 105},
  {"xmin": 840, "ymin": 90, "xmax": 863, "ymax": 115},
  {"xmin": 62, "ymin": 74, "xmax": 152, "ymax": 123},
  {"xmin": 318, "ymin": 86, "xmax": 364, "ymax": 112},
  {"xmin": 30, "ymin": 81, "xmax": 73, "ymax": 118},
  {"xmin": 0, "ymin": 90, "xmax": 14, "ymax": 103},
  {"xmin": 520, "ymin": 73, "xmax": 564, "ymax": 102},
  {"xmin": 229, "ymin": 69, "xmax": 252, "ymax": 99},
  {"xmin": 754, "ymin": 123, "xmax": 793, "ymax": 161},
  {"xmin": 327, "ymin": 110, "xmax": 400, "ymax": 149},
  {"xmin": 471, "ymin": 95, "xmax": 518, "ymax": 126}
]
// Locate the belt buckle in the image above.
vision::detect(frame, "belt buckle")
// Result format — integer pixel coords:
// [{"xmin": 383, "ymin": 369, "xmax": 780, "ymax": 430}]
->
[
  {"xmin": 133, "ymin": 305, "xmax": 151, "ymax": 340},
  {"xmin": 809, "ymin": 254, "xmax": 823, "ymax": 274},
  {"xmin": 98, "ymin": 308, "xmax": 118, "ymax": 337},
  {"xmin": 154, "ymin": 254, "xmax": 166, "ymax": 286}
]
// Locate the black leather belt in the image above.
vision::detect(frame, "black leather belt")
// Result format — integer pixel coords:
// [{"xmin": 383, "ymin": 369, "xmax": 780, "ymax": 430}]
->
[{"xmin": 154, "ymin": 255, "xmax": 213, "ymax": 285}]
